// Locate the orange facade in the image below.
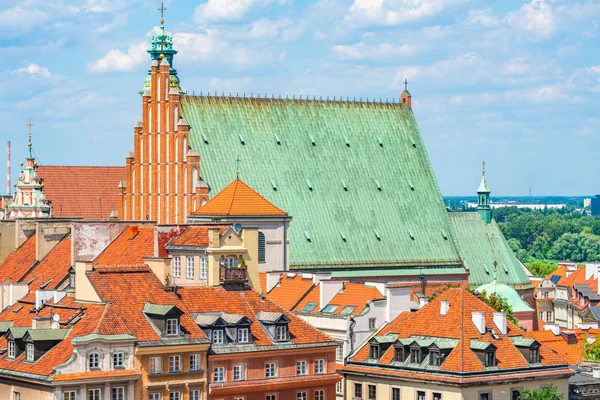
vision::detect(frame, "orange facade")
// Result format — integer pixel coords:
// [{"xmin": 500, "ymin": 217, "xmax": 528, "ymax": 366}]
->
[{"xmin": 119, "ymin": 59, "xmax": 207, "ymax": 224}]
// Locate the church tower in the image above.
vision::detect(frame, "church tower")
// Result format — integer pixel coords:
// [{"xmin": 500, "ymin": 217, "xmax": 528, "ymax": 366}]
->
[
  {"xmin": 119, "ymin": 5, "xmax": 208, "ymax": 224},
  {"xmin": 477, "ymin": 161, "xmax": 491, "ymax": 224},
  {"xmin": 8, "ymin": 118, "xmax": 51, "ymax": 219}
]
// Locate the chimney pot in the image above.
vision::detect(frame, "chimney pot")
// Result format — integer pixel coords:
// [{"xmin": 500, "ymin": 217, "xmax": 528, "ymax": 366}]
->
[
  {"xmin": 472, "ymin": 311, "xmax": 486, "ymax": 334},
  {"xmin": 493, "ymin": 312, "xmax": 507, "ymax": 335}
]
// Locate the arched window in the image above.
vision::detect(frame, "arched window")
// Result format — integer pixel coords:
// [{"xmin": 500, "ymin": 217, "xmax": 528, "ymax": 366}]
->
[
  {"xmin": 175, "ymin": 137, "xmax": 179, "ymax": 162},
  {"xmin": 258, "ymin": 232, "xmax": 266, "ymax": 263},
  {"xmin": 183, "ymin": 136, "xmax": 188, "ymax": 161},
  {"xmin": 174, "ymin": 105, "xmax": 179, "ymax": 131},
  {"xmin": 201, "ymin": 198, "xmax": 207, "ymax": 207},
  {"xmin": 148, "ymin": 106, "xmax": 152, "ymax": 133},
  {"xmin": 140, "ymin": 137, "xmax": 144, "ymax": 163},
  {"xmin": 192, "ymin": 167, "xmax": 198, "ymax": 190},
  {"xmin": 167, "ymin": 106, "xmax": 170, "ymax": 134},
  {"xmin": 89, "ymin": 352, "xmax": 100, "ymax": 370}
]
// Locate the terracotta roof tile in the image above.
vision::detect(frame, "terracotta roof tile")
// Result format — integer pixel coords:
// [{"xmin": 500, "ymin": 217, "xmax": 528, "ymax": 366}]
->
[
  {"xmin": 37, "ymin": 166, "xmax": 125, "ymax": 219},
  {"xmin": 192, "ymin": 179, "xmax": 287, "ymax": 217},
  {"xmin": 294, "ymin": 282, "xmax": 384, "ymax": 316},
  {"xmin": 177, "ymin": 285, "xmax": 334, "ymax": 346},
  {"xmin": 0, "ymin": 234, "xmax": 37, "ymax": 283},
  {"xmin": 267, "ymin": 274, "xmax": 314, "ymax": 311},
  {"xmin": 169, "ymin": 225, "xmax": 228, "ymax": 247},
  {"xmin": 21, "ymin": 237, "xmax": 71, "ymax": 290},
  {"xmin": 530, "ymin": 330, "xmax": 584, "ymax": 365},
  {"xmin": 93, "ymin": 226, "xmax": 154, "ymax": 266}
]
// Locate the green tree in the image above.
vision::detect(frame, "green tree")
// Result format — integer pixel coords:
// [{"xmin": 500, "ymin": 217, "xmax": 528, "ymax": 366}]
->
[
  {"xmin": 525, "ymin": 260, "xmax": 558, "ymax": 277},
  {"xmin": 518, "ymin": 385, "xmax": 562, "ymax": 400},
  {"xmin": 548, "ymin": 232, "xmax": 600, "ymax": 262},
  {"xmin": 507, "ymin": 238, "xmax": 522, "ymax": 253}
]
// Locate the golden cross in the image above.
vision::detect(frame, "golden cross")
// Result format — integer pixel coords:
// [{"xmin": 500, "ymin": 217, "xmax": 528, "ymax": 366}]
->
[
  {"xmin": 158, "ymin": 2, "xmax": 167, "ymax": 20},
  {"xmin": 482, "ymin": 160, "xmax": 486, "ymax": 176},
  {"xmin": 26, "ymin": 117, "xmax": 34, "ymax": 140},
  {"xmin": 235, "ymin": 156, "xmax": 241, "ymax": 178},
  {"xmin": 404, "ymin": 78, "xmax": 408, "ymax": 91}
]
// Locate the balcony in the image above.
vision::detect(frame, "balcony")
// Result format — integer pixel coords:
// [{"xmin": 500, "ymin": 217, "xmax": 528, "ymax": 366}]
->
[{"xmin": 220, "ymin": 266, "xmax": 247, "ymax": 284}]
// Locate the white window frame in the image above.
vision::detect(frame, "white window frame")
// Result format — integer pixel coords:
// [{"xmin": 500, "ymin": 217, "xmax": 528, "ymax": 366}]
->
[
  {"xmin": 186, "ymin": 256, "xmax": 195, "ymax": 279},
  {"xmin": 314, "ymin": 358, "xmax": 325, "ymax": 374},
  {"xmin": 8, "ymin": 340, "xmax": 15, "ymax": 358},
  {"xmin": 238, "ymin": 327, "xmax": 250, "ymax": 343},
  {"xmin": 314, "ymin": 389, "xmax": 325, "ymax": 400},
  {"xmin": 63, "ymin": 391, "xmax": 77, "ymax": 400},
  {"xmin": 266, "ymin": 395, "xmax": 277, "ymax": 400},
  {"xmin": 173, "ymin": 256, "xmax": 181, "ymax": 278},
  {"xmin": 337, "ymin": 381, "xmax": 343, "ymax": 395},
  {"xmin": 166, "ymin": 318, "xmax": 179, "ymax": 336},
  {"xmin": 276, "ymin": 325, "xmax": 288, "ymax": 341},
  {"xmin": 150, "ymin": 394, "xmax": 162, "ymax": 400},
  {"xmin": 189, "ymin": 390, "xmax": 200, "ymax": 400},
  {"xmin": 265, "ymin": 362, "xmax": 277, "ymax": 378},
  {"xmin": 89, "ymin": 352, "xmax": 100, "ymax": 370},
  {"xmin": 26, "ymin": 343, "xmax": 34, "ymax": 362},
  {"xmin": 336, "ymin": 343, "xmax": 344, "ymax": 361},
  {"xmin": 213, "ymin": 366, "xmax": 225, "ymax": 383},
  {"xmin": 189, "ymin": 353, "xmax": 201, "ymax": 371},
  {"xmin": 233, "ymin": 364, "xmax": 245, "ymax": 381},
  {"xmin": 213, "ymin": 329, "xmax": 224, "ymax": 344},
  {"xmin": 169, "ymin": 392, "xmax": 181, "ymax": 400},
  {"xmin": 169, "ymin": 355, "xmax": 181, "ymax": 373},
  {"xmin": 113, "ymin": 352, "xmax": 124, "ymax": 368},
  {"xmin": 88, "ymin": 389, "xmax": 101, "ymax": 400},
  {"xmin": 296, "ymin": 392, "xmax": 307, "ymax": 400},
  {"xmin": 296, "ymin": 360, "xmax": 307, "ymax": 375},
  {"xmin": 149, "ymin": 356, "xmax": 162, "ymax": 374},
  {"xmin": 199, "ymin": 256, "xmax": 208, "ymax": 279},
  {"xmin": 112, "ymin": 387, "xmax": 125, "ymax": 400}
]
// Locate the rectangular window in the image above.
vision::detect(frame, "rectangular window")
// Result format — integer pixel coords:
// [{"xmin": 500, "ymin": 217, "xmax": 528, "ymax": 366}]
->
[
  {"xmin": 529, "ymin": 348, "xmax": 540, "ymax": 363},
  {"xmin": 166, "ymin": 318, "xmax": 179, "ymax": 336},
  {"xmin": 238, "ymin": 328, "xmax": 250, "ymax": 343},
  {"xmin": 392, "ymin": 388, "xmax": 400, "ymax": 400},
  {"xmin": 296, "ymin": 360, "xmax": 307, "ymax": 375},
  {"xmin": 430, "ymin": 351, "xmax": 441, "ymax": 366},
  {"xmin": 302, "ymin": 302, "xmax": 318, "ymax": 313},
  {"xmin": 368, "ymin": 385, "xmax": 376, "ymax": 400},
  {"xmin": 410, "ymin": 349, "xmax": 420, "ymax": 364},
  {"xmin": 369, "ymin": 345, "xmax": 380, "ymax": 359},
  {"xmin": 169, "ymin": 393, "xmax": 181, "ymax": 400},
  {"xmin": 479, "ymin": 392, "xmax": 491, "ymax": 400},
  {"xmin": 315, "ymin": 390, "xmax": 325, "ymax": 400},
  {"xmin": 189, "ymin": 390, "xmax": 200, "ymax": 400},
  {"xmin": 322, "ymin": 304, "xmax": 339, "ymax": 313},
  {"xmin": 368, "ymin": 318, "xmax": 376, "ymax": 330},
  {"xmin": 276, "ymin": 325, "xmax": 288, "ymax": 341},
  {"xmin": 150, "ymin": 394, "xmax": 162, "ymax": 400},
  {"xmin": 26, "ymin": 343, "xmax": 34, "ymax": 362},
  {"xmin": 13, "ymin": 393, "xmax": 20, "ymax": 400},
  {"xmin": 417, "ymin": 391, "xmax": 426, "ymax": 400},
  {"xmin": 266, "ymin": 395, "xmax": 277, "ymax": 400},
  {"xmin": 186, "ymin": 256, "xmax": 195, "ymax": 279},
  {"xmin": 394, "ymin": 347, "xmax": 403, "ymax": 362},
  {"xmin": 149, "ymin": 356, "xmax": 162, "ymax": 374},
  {"xmin": 213, "ymin": 329, "xmax": 224, "ymax": 344},
  {"xmin": 543, "ymin": 291, "xmax": 549, "ymax": 298},
  {"xmin": 265, "ymin": 362, "xmax": 277, "ymax": 378},
  {"xmin": 336, "ymin": 343, "xmax": 344, "ymax": 361},
  {"xmin": 214, "ymin": 367, "xmax": 225, "ymax": 383},
  {"xmin": 485, "ymin": 351, "xmax": 495, "ymax": 367},
  {"xmin": 111, "ymin": 387, "xmax": 125, "ymax": 400},
  {"xmin": 233, "ymin": 365, "xmax": 245, "ymax": 381},
  {"xmin": 547, "ymin": 311, "xmax": 552, "ymax": 321},
  {"xmin": 258, "ymin": 232, "xmax": 266, "ymax": 263},
  {"xmin": 433, "ymin": 393, "xmax": 442, "ymax": 400},
  {"xmin": 354, "ymin": 383, "xmax": 363, "ymax": 398},
  {"xmin": 199, "ymin": 256, "xmax": 208, "ymax": 279},
  {"xmin": 540, "ymin": 311, "xmax": 544, "ymax": 321},
  {"xmin": 336, "ymin": 381, "xmax": 343, "ymax": 395},
  {"xmin": 511, "ymin": 389, "xmax": 521, "ymax": 400},
  {"xmin": 296, "ymin": 392, "xmax": 307, "ymax": 400},
  {"xmin": 190, "ymin": 354, "xmax": 201, "ymax": 371},
  {"xmin": 8, "ymin": 340, "xmax": 15, "ymax": 358},
  {"xmin": 169, "ymin": 355, "xmax": 181, "ymax": 373},
  {"xmin": 88, "ymin": 389, "xmax": 101, "ymax": 400},
  {"xmin": 63, "ymin": 391, "xmax": 77, "ymax": 400},
  {"xmin": 173, "ymin": 256, "xmax": 181, "ymax": 278},
  {"xmin": 89, "ymin": 352, "xmax": 100, "ymax": 369},
  {"xmin": 113, "ymin": 352, "xmax": 124, "ymax": 368},
  {"xmin": 315, "ymin": 358, "xmax": 325, "ymax": 374}
]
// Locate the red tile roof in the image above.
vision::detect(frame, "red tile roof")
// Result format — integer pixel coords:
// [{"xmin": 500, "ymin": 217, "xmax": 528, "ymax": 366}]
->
[
  {"xmin": 93, "ymin": 226, "xmax": 154, "ymax": 266},
  {"xmin": 350, "ymin": 288, "xmax": 567, "ymax": 374},
  {"xmin": 294, "ymin": 282, "xmax": 384, "ymax": 316},
  {"xmin": 37, "ymin": 166, "xmax": 125, "ymax": 219},
  {"xmin": 177, "ymin": 285, "xmax": 334, "ymax": 346},
  {"xmin": 530, "ymin": 330, "xmax": 584, "ymax": 365},
  {"xmin": 169, "ymin": 225, "xmax": 228, "ymax": 247},
  {"xmin": 0, "ymin": 234, "xmax": 37, "ymax": 283},
  {"xmin": 192, "ymin": 179, "xmax": 287, "ymax": 217},
  {"xmin": 21, "ymin": 237, "xmax": 71, "ymax": 290},
  {"xmin": 267, "ymin": 274, "xmax": 314, "ymax": 311}
]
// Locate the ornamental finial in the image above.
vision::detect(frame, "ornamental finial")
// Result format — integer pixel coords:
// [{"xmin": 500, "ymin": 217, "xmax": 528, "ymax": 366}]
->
[
  {"xmin": 404, "ymin": 78, "xmax": 408, "ymax": 92},
  {"xmin": 159, "ymin": 2, "xmax": 167, "ymax": 25},
  {"xmin": 26, "ymin": 117, "xmax": 34, "ymax": 158},
  {"xmin": 235, "ymin": 155, "xmax": 241, "ymax": 179},
  {"xmin": 482, "ymin": 160, "xmax": 486, "ymax": 176}
]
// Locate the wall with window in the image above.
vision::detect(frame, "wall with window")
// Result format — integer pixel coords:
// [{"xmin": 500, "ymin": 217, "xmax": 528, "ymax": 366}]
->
[
  {"xmin": 0, "ymin": 385, "xmax": 53, "ymax": 400},
  {"xmin": 168, "ymin": 252, "xmax": 210, "ymax": 286},
  {"xmin": 55, "ymin": 341, "xmax": 135, "ymax": 375}
]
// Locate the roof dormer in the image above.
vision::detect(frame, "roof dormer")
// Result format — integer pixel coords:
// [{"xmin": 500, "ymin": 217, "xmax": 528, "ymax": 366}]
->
[
  {"xmin": 195, "ymin": 312, "xmax": 254, "ymax": 346},
  {"xmin": 470, "ymin": 339, "xmax": 497, "ymax": 367},
  {"xmin": 256, "ymin": 311, "xmax": 291, "ymax": 343},
  {"xmin": 22, "ymin": 329, "xmax": 69, "ymax": 362},
  {"xmin": 510, "ymin": 336, "xmax": 541, "ymax": 364},
  {"xmin": 143, "ymin": 303, "xmax": 184, "ymax": 338}
]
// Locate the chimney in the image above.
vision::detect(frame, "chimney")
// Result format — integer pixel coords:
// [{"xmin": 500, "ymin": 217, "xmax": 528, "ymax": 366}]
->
[
  {"xmin": 419, "ymin": 297, "xmax": 429, "ymax": 309},
  {"xmin": 128, "ymin": 225, "xmax": 139, "ymax": 240},
  {"xmin": 544, "ymin": 323, "xmax": 560, "ymax": 336},
  {"xmin": 440, "ymin": 300, "xmax": 449, "ymax": 316},
  {"xmin": 561, "ymin": 330, "xmax": 577, "ymax": 345},
  {"xmin": 472, "ymin": 312, "xmax": 486, "ymax": 334},
  {"xmin": 266, "ymin": 272, "xmax": 281, "ymax": 293},
  {"xmin": 319, "ymin": 280, "xmax": 344, "ymax": 309},
  {"xmin": 32, "ymin": 317, "xmax": 52, "ymax": 330},
  {"xmin": 493, "ymin": 312, "xmax": 507, "ymax": 335}
]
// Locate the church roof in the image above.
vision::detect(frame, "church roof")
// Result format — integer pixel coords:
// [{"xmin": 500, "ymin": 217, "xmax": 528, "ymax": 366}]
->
[
  {"xmin": 181, "ymin": 96, "xmax": 460, "ymax": 269},
  {"xmin": 448, "ymin": 213, "xmax": 532, "ymax": 289},
  {"xmin": 192, "ymin": 178, "xmax": 287, "ymax": 217},
  {"xmin": 37, "ymin": 166, "xmax": 125, "ymax": 219},
  {"xmin": 475, "ymin": 280, "xmax": 534, "ymax": 312}
]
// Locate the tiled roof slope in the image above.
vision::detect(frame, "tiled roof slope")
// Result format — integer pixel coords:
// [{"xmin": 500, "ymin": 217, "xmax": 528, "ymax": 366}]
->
[
  {"xmin": 294, "ymin": 282, "xmax": 384, "ymax": 316},
  {"xmin": 448, "ymin": 213, "xmax": 531, "ymax": 288},
  {"xmin": 530, "ymin": 330, "xmax": 584, "ymax": 366},
  {"xmin": 350, "ymin": 288, "xmax": 566, "ymax": 373},
  {"xmin": 93, "ymin": 226, "xmax": 154, "ymax": 266},
  {"xmin": 87, "ymin": 266, "xmax": 207, "ymax": 342},
  {"xmin": 0, "ymin": 234, "xmax": 37, "ymax": 283},
  {"xmin": 177, "ymin": 285, "xmax": 333, "ymax": 346},
  {"xmin": 267, "ymin": 274, "xmax": 314, "ymax": 311},
  {"xmin": 21, "ymin": 237, "xmax": 71, "ymax": 290},
  {"xmin": 192, "ymin": 179, "xmax": 287, "ymax": 216},
  {"xmin": 181, "ymin": 96, "xmax": 460, "ymax": 268},
  {"xmin": 168, "ymin": 225, "xmax": 228, "ymax": 247},
  {"xmin": 37, "ymin": 166, "xmax": 125, "ymax": 219}
]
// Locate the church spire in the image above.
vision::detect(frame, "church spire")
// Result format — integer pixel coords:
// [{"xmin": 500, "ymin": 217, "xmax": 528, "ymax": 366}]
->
[
  {"xmin": 477, "ymin": 161, "xmax": 491, "ymax": 224},
  {"xmin": 400, "ymin": 78, "xmax": 412, "ymax": 109},
  {"xmin": 26, "ymin": 117, "xmax": 34, "ymax": 159}
]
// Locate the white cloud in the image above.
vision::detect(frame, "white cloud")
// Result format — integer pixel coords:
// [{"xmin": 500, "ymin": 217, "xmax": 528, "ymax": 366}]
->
[
  {"xmin": 87, "ymin": 43, "xmax": 147, "ymax": 73},
  {"xmin": 465, "ymin": 8, "xmax": 500, "ymax": 28},
  {"xmin": 505, "ymin": 0, "xmax": 555, "ymax": 40},
  {"xmin": 246, "ymin": 18, "xmax": 300, "ymax": 41},
  {"xmin": 332, "ymin": 41, "xmax": 418, "ymax": 60},
  {"xmin": 194, "ymin": 0, "xmax": 272, "ymax": 23},
  {"xmin": 393, "ymin": 53, "xmax": 485, "ymax": 87},
  {"xmin": 503, "ymin": 58, "xmax": 531, "ymax": 76},
  {"xmin": 345, "ymin": 0, "xmax": 467, "ymax": 26},
  {"xmin": 0, "ymin": 6, "xmax": 49, "ymax": 32},
  {"xmin": 11, "ymin": 64, "xmax": 53, "ymax": 79}
]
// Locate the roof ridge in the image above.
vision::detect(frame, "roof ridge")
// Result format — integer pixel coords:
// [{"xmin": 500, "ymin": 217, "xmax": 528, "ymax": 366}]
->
[{"xmin": 227, "ymin": 179, "xmax": 239, "ymax": 216}]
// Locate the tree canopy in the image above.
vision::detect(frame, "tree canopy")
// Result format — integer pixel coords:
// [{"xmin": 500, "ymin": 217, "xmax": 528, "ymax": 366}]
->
[{"xmin": 517, "ymin": 385, "xmax": 562, "ymax": 400}]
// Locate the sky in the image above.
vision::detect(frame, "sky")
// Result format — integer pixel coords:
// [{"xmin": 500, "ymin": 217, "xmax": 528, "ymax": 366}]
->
[{"xmin": 0, "ymin": 0, "xmax": 599, "ymax": 196}]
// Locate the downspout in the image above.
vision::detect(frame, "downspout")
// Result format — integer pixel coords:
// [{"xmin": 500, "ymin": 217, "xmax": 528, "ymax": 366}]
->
[
  {"xmin": 348, "ymin": 316, "xmax": 357, "ymax": 354},
  {"xmin": 283, "ymin": 220, "xmax": 288, "ymax": 271}
]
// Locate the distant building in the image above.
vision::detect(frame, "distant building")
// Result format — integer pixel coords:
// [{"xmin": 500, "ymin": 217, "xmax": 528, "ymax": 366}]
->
[
  {"xmin": 465, "ymin": 201, "xmax": 566, "ymax": 210},
  {"xmin": 592, "ymin": 195, "xmax": 600, "ymax": 216},
  {"xmin": 584, "ymin": 198, "xmax": 592, "ymax": 208}
]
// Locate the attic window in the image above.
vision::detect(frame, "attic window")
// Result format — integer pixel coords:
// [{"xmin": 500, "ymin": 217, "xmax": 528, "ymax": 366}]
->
[
  {"xmin": 394, "ymin": 347, "xmax": 403, "ymax": 362},
  {"xmin": 213, "ymin": 329, "xmax": 225, "ymax": 344},
  {"xmin": 322, "ymin": 304, "xmax": 339, "ymax": 314},
  {"xmin": 7, "ymin": 340, "xmax": 15, "ymax": 358},
  {"xmin": 410, "ymin": 348, "xmax": 421, "ymax": 364},
  {"xmin": 275, "ymin": 325, "xmax": 288, "ymax": 341},
  {"xmin": 485, "ymin": 350, "xmax": 496, "ymax": 367},
  {"xmin": 302, "ymin": 302, "xmax": 318, "ymax": 313},
  {"xmin": 529, "ymin": 348, "xmax": 540, "ymax": 363},
  {"xmin": 430, "ymin": 349, "xmax": 442, "ymax": 366},
  {"xmin": 369, "ymin": 345, "xmax": 380, "ymax": 359},
  {"xmin": 26, "ymin": 343, "xmax": 34, "ymax": 362},
  {"xmin": 166, "ymin": 318, "xmax": 179, "ymax": 336},
  {"xmin": 339, "ymin": 306, "xmax": 356, "ymax": 316}
]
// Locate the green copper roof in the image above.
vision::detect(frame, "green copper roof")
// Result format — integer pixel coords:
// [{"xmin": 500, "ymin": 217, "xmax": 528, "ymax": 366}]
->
[
  {"xmin": 448, "ymin": 213, "xmax": 531, "ymax": 288},
  {"xmin": 182, "ymin": 96, "xmax": 461, "ymax": 268},
  {"xmin": 24, "ymin": 329, "xmax": 69, "ymax": 342},
  {"xmin": 72, "ymin": 333, "xmax": 136, "ymax": 344},
  {"xmin": 477, "ymin": 176, "xmax": 491, "ymax": 193},
  {"xmin": 143, "ymin": 303, "xmax": 179, "ymax": 316},
  {"xmin": 476, "ymin": 280, "xmax": 534, "ymax": 312},
  {"xmin": 331, "ymin": 266, "xmax": 466, "ymax": 278}
]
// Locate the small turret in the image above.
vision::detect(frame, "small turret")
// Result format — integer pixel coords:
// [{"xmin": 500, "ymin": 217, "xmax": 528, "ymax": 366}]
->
[
  {"xmin": 401, "ymin": 78, "xmax": 412, "ymax": 109},
  {"xmin": 477, "ymin": 161, "xmax": 491, "ymax": 224}
]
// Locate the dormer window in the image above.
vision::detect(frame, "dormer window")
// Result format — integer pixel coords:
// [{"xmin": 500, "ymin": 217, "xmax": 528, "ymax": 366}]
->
[
  {"xmin": 485, "ymin": 351, "xmax": 496, "ymax": 367},
  {"xmin": 89, "ymin": 352, "xmax": 100, "ymax": 370},
  {"xmin": 26, "ymin": 343, "xmax": 34, "ymax": 362},
  {"xmin": 410, "ymin": 348, "xmax": 421, "ymax": 364},
  {"xmin": 8, "ymin": 340, "xmax": 15, "ymax": 358},
  {"xmin": 394, "ymin": 347, "xmax": 403, "ymax": 362},
  {"xmin": 256, "ymin": 311, "xmax": 291, "ymax": 343},
  {"xmin": 166, "ymin": 318, "xmax": 179, "ymax": 336},
  {"xmin": 430, "ymin": 350, "xmax": 441, "ymax": 366},
  {"xmin": 69, "ymin": 271, "xmax": 76, "ymax": 289},
  {"xmin": 276, "ymin": 325, "xmax": 288, "ymax": 341},
  {"xmin": 369, "ymin": 345, "xmax": 380, "ymax": 359},
  {"xmin": 238, "ymin": 327, "xmax": 250, "ymax": 343},
  {"xmin": 529, "ymin": 348, "xmax": 540, "ymax": 363},
  {"xmin": 213, "ymin": 329, "xmax": 225, "ymax": 344}
]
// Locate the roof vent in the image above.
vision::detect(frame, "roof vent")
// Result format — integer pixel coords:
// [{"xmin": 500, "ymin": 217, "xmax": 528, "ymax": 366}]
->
[
  {"xmin": 409, "ymin": 230, "xmax": 414, "ymax": 240},
  {"xmin": 345, "ymin": 138, "xmax": 350, "ymax": 147},
  {"xmin": 410, "ymin": 138, "xmax": 416, "ymax": 147},
  {"xmin": 310, "ymin": 136, "xmax": 316, "ymax": 146},
  {"xmin": 441, "ymin": 230, "xmax": 448, "ymax": 240},
  {"xmin": 275, "ymin": 135, "xmax": 281, "ymax": 145},
  {"xmin": 271, "ymin": 180, "xmax": 278, "ymax": 191},
  {"xmin": 307, "ymin": 180, "xmax": 313, "ymax": 191},
  {"xmin": 202, "ymin": 134, "xmax": 209, "ymax": 145},
  {"xmin": 440, "ymin": 300, "xmax": 449, "ymax": 316},
  {"xmin": 239, "ymin": 134, "xmax": 245, "ymax": 145},
  {"xmin": 378, "ymin": 138, "xmax": 383, "ymax": 147},
  {"xmin": 501, "ymin": 264, "xmax": 509, "ymax": 274},
  {"xmin": 408, "ymin": 181, "xmax": 414, "ymax": 191},
  {"xmin": 342, "ymin": 181, "xmax": 348, "ymax": 191},
  {"xmin": 483, "ymin": 264, "xmax": 490, "ymax": 274},
  {"xmin": 376, "ymin": 180, "xmax": 382, "ymax": 191},
  {"xmin": 340, "ymin": 232, "xmax": 347, "ymax": 242},
  {"xmin": 304, "ymin": 231, "xmax": 311, "ymax": 242},
  {"xmin": 374, "ymin": 230, "xmax": 381, "ymax": 241}
]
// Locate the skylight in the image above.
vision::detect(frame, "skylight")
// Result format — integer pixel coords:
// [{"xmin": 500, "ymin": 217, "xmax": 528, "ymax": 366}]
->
[
  {"xmin": 322, "ymin": 304, "xmax": 339, "ymax": 314},
  {"xmin": 302, "ymin": 302, "xmax": 318, "ymax": 313},
  {"xmin": 339, "ymin": 306, "xmax": 357, "ymax": 316}
]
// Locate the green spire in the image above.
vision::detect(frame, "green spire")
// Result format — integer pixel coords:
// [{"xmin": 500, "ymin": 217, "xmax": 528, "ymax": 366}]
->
[{"xmin": 477, "ymin": 161, "xmax": 491, "ymax": 223}]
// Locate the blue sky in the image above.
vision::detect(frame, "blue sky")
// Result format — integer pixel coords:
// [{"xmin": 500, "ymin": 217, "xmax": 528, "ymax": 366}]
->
[{"xmin": 0, "ymin": 0, "xmax": 599, "ymax": 196}]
